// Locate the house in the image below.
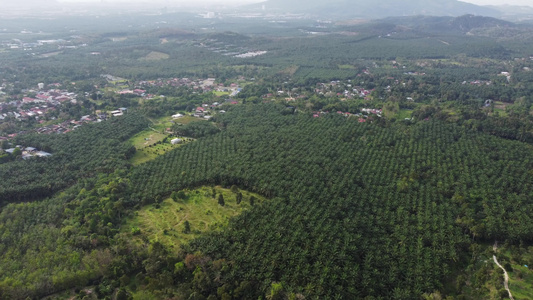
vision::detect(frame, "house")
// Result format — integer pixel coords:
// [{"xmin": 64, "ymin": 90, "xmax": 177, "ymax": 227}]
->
[
  {"xmin": 36, "ymin": 94, "xmax": 50, "ymax": 101},
  {"xmin": 172, "ymin": 113, "xmax": 184, "ymax": 119},
  {"xmin": 55, "ymin": 96, "xmax": 70, "ymax": 102},
  {"xmin": 35, "ymin": 151, "xmax": 52, "ymax": 157},
  {"xmin": 171, "ymin": 138, "xmax": 183, "ymax": 145}
]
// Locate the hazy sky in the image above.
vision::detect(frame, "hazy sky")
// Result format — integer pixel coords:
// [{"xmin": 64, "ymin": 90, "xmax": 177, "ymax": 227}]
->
[
  {"xmin": 53, "ymin": 0, "xmax": 533, "ymax": 5},
  {"xmin": 462, "ymin": 0, "xmax": 533, "ymax": 5}
]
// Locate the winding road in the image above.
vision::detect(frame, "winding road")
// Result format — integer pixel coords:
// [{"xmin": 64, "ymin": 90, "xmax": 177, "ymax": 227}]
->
[{"xmin": 493, "ymin": 241, "xmax": 514, "ymax": 300}]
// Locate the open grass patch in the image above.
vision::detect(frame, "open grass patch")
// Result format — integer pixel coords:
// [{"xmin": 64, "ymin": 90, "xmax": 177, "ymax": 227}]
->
[
  {"xmin": 491, "ymin": 248, "xmax": 533, "ymax": 300},
  {"xmin": 148, "ymin": 115, "xmax": 180, "ymax": 132},
  {"xmin": 509, "ymin": 264, "xmax": 533, "ymax": 300},
  {"xmin": 173, "ymin": 115, "xmax": 206, "ymax": 125},
  {"xmin": 130, "ymin": 149, "xmax": 159, "ymax": 166},
  {"xmin": 122, "ymin": 186, "xmax": 267, "ymax": 250},
  {"xmin": 140, "ymin": 51, "xmax": 170, "ymax": 61},
  {"xmin": 128, "ymin": 125, "xmax": 194, "ymax": 165},
  {"xmin": 214, "ymin": 91, "xmax": 230, "ymax": 96},
  {"xmin": 338, "ymin": 64, "xmax": 356, "ymax": 69},
  {"xmin": 39, "ymin": 51, "xmax": 62, "ymax": 58},
  {"xmin": 131, "ymin": 141, "xmax": 188, "ymax": 165},
  {"xmin": 130, "ymin": 130, "xmax": 168, "ymax": 149},
  {"xmin": 129, "ymin": 133, "xmax": 193, "ymax": 165},
  {"xmin": 397, "ymin": 109, "xmax": 413, "ymax": 119}
]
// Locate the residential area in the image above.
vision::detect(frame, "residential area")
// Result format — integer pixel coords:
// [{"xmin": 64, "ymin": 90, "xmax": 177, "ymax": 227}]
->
[{"xmin": 118, "ymin": 76, "xmax": 243, "ymax": 98}]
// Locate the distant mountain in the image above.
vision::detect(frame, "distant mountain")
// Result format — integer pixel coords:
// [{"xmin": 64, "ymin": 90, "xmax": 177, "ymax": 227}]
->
[
  {"xmin": 488, "ymin": 5, "xmax": 533, "ymax": 22},
  {"xmin": 380, "ymin": 14, "xmax": 516, "ymax": 34},
  {"xmin": 353, "ymin": 14, "xmax": 529, "ymax": 40},
  {"xmin": 449, "ymin": 14, "xmax": 514, "ymax": 32},
  {"xmin": 253, "ymin": 0, "xmax": 499, "ymax": 18}
]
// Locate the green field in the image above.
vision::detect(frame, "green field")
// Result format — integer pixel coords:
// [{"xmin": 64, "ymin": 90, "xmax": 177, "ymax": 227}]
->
[
  {"xmin": 122, "ymin": 186, "xmax": 267, "ymax": 250},
  {"xmin": 338, "ymin": 64, "xmax": 356, "ymax": 69},
  {"xmin": 489, "ymin": 248, "xmax": 533, "ymax": 300},
  {"xmin": 397, "ymin": 109, "xmax": 413, "ymax": 119},
  {"xmin": 149, "ymin": 115, "xmax": 207, "ymax": 132},
  {"xmin": 140, "ymin": 51, "xmax": 170, "ymax": 61},
  {"xmin": 172, "ymin": 115, "xmax": 205, "ymax": 125},
  {"xmin": 214, "ymin": 91, "xmax": 230, "ymax": 96},
  {"xmin": 509, "ymin": 264, "xmax": 533, "ymax": 300},
  {"xmin": 129, "ymin": 134, "xmax": 192, "ymax": 166},
  {"xmin": 128, "ymin": 126, "xmax": 192, "ymax": 165},
  {"xmin": 130, "ymin": 130, "xmax": 167, "ymax": 149},
  {"xmin": 130, "ymin": 145, "xmax": 176, "ymax": 166},
  {"xmin": 128, "ymin": 115, "xmax": 206, "ymax": 165}
]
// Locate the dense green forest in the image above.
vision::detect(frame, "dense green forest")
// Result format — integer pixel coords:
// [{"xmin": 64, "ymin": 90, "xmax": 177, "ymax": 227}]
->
[
  {"xmin": 0, "ymin": 113, "xmax": 148, "ymax": 203},
  {"xmin": 126, "ymin": 104, "xmax": 533, "ymax": 298},
  {"xmin": 2, "ymin": 11, "xmax": 533, "ymax": 300},
  {"xmin": 2, "ymin": 104, "xmax": 533, "ymax": 299}
]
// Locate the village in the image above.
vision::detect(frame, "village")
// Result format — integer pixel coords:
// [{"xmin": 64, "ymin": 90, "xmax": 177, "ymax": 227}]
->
[
  {"xmin": 116, "ymin": 76, "xmax": 243, "ymax": 99},
  {"xmin": 1, "ymin": 145, "xmax": 52, "ymax": 160},
  {"xmin": 0, "ymin": 81, "xmax": 130, "ymax": 140},
  {"xmin": 0, "ymin": 72, "xmax": 249, "ymax": 142}
]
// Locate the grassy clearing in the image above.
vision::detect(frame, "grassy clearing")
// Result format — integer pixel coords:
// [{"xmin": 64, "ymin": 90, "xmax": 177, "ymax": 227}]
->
[
  {"xmin": 132, "ymin": 290, "xmax": 158, "ymax": 300},
  {"xmin": 111, "ymin": 81, "xmax": 128, "ymax": 86},
  {"xmin": 149, "ymin": 115, "xmax": 205, "ymax": 132},
  {"xmin": 489, "ymin": 248, "xmax": 533, "ymax": 300},
  {"xmin": 111, "ymin": 37, "xmax": 128, "ymax": 42},
  {"xmin": 173, "ymin": 115, "xmax": 206, "ymax": 125},
  {"xmin": 140, "ymin": 51, "xmax": 170, "ymax": 61},
  {"xmin": 128, "ymin": 129, "xmax": 168, "ymax": 166},
  {"xmin": 214, "ymin": 91, "xmax": 230, "ymax": 96},
  {"xmin": 130, "ymin": 149, "xmax": 158, "ymax": 166},
  {"xmin": 128, "ymin": 117, "xmax": 194, "ymax": 166},
  {"xmin": 146, "ymin": 115, "xmax": 174, "ymax": 132},
  {"xmin": 130, "ymin": 141, "xmax": 189, "ymax": 165},
  {"xmin": 122, "ymin": 186, "xmax": 267, "ymax": 250},
  {"xmin": 128, "ymin": 129, "xmax": 192, "ymax": 165},
  {"xmin": 128, "ymin": 115, "xmax": 205, "ymax": 165},
  {"xmin": 280, "ymin": 65, "xmax": 299, "ymax": 76},
  {"xmin": 509, "ymin": 264, "xmax": 533, "ymax": 300},
  {"xmin": 397, "ymin": 109, "xmax": 413, "ymax": 119},
  {"xmin": 338, "ymin": 64, "xmax": 356, "ymax": 69},
  {"xmin": 39, "ymin": 51, "xmax": 62, "ymax": 58},
  {"xmin": 492, "ymin": 108, "xmax": 508, "ymax": 117},
  {"xmin": 130, "ymin": 130, "xmax": 168, "ymax": 149}
]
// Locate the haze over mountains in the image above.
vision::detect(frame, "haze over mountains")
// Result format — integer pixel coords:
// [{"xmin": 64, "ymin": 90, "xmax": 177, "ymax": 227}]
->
[
  {"xmin": 0, "ymin": 0, "xmax": 532, "ymax": 21},
  {"xmin": 254, "ymin": 0, "xmax": 500, "ymax": 18}
]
